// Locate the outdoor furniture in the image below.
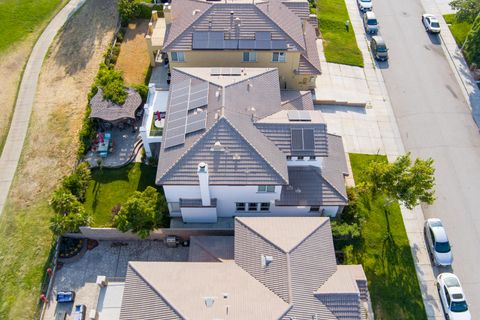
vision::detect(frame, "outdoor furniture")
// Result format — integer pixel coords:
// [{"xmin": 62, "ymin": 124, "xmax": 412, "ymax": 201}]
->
[{"xmin": 97, "ymin": 132, "xmax": 111, "ymax": 157}]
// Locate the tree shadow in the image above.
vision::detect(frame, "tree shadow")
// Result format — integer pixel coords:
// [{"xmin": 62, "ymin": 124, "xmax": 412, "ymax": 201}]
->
[{"xmin": 53, "ymin": 0, "xmax": 118, "ymax": 76}]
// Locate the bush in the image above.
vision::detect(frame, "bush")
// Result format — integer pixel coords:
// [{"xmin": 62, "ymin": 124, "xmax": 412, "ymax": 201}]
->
[
  {"xmin": 463, "ymin": 16, "xmax": 480, "ymax": 66},
  {"xmin": 95, "ymin": 64, "xmax": 127, "ymax": 105},
  {"xmin": 119, "ymin": 0, "xmax": 140, "ymax": 25},
  {"xmin": 331, "ymin": 187, "xmax": 365, "ymax": 241},
  {"xmin": 133, "ymin": 83, "xmax": 148, "ymax": 102},
  {"xmin": 137, "ymin": 4, "xmax": 153, "ymax": 19},
  {"xmin": 61, "ymin": 163, "xmax": 91, "ymax": 202},
  {"xmin": 50, "ymin": 210, "xmax": 91, "ymax": 235}
]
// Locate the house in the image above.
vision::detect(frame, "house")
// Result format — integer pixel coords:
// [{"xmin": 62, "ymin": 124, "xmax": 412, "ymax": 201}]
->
[
  {"xmin": 153, "ymin": 67, "xmax": 349, "ymax": 224},
  {"xmin": 119, "ymin": 216, "xmax": 370, "ymax": 319},
  {"xmin": 147, "ymin": 0, "xmax": 321, "ymax": 90}
]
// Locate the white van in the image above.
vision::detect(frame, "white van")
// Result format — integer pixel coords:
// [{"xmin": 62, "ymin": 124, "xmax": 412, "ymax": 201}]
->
[{"xmin": 363, "ymin": 11, "xmax": 378, "ymax": 34}]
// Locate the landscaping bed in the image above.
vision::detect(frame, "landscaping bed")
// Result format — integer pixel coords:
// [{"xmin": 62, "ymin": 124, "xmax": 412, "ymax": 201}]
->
[
  {"xmin": 444, "ymin": 14, "xmax": 472, "ymax": 48},
  {"xmin": 336, "ymin": 153, "xmax": 426, "ymax": 320},
  {"xmin": 315, "ymin": 0, "xmax": 364, "ymax": 67}
]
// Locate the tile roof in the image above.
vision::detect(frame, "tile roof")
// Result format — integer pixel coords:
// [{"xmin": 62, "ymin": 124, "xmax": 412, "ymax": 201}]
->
[
  {"xmin": 188, "ymin": 236, "xmax": 235, "ymax": 262},
  {"xmin": 297, "ymin": 22, "xmax": 321, "ymax": 75},
  {"xmin": 89, "ymin": 88, "xmax": 142, "ymax": 121},
  {"xmin": 235, "ymin": 216, "xmax": 329, "ymax": 252},
  {"xmin": 280, "ymin": 90, "xmax": 314, "ymax": 110}
]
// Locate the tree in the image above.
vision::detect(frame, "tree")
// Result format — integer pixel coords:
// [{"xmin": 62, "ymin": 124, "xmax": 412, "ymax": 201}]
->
[
  {"xmin": 114, "ymin": 187, "xmax": 164, "ymax": 239},
  {"xmin": 95, "ymin": 64, "xmax": 127, "ymax": 105},
  {"xmin": 49, "ymin": 188, "xmax": 81, "ymax": 215},
  {"xmin": 449, "ymin": 0, "xmax": 480, "ymax": 23},
  {"xmin": 118, "ymin": 0, "xmax": 140, "ymax": 25},
  {"xmin": 61, "ymin": 162, "xmax": 91, "ymax": 202},
  {"xmin": 463, "ymin": 15, "xmax": 480, "ymax": 66},
  {"xmin": 49, "ymin": 188, "xmax": 91, "ymax": 235},
  {"xmin": 362, "ymin": 153, "xmax": 435, "ymax": 210}
]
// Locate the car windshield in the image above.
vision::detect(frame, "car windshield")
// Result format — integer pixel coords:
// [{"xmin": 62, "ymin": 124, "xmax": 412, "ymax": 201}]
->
[
  {"xmin": 361, "ymin": 0, "xmax": 371, "ymax": 2},
  {"xmin": 377, "ymin": 45, "xmax": 387, "ymax": 52},
  {"xmin": 435, "ymin": 241, "xmax": 451, "ymax": 253},
  {"xmin": 431, "ymin": 22, "xmax": 440, "ymax": 28},
  {"xmin": 451, "ymin": 300, "xmax": 468, "ymax": 313},
  {"xmin": 368, "ymin": 19, "xmax": 378, "ymax": 25}
]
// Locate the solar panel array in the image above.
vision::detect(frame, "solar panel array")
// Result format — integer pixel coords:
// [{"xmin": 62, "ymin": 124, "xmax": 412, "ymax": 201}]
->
[
  {"xmin": 291, "ymin": 128, "xmax": 315, "ymax": 151},
  {"xmin": 163, "ymin": 79, "xmax": 209, "ymax": 149},
  {"xmin": 287, "ymin": 110, "xmax": 311, "ymax": 122},
  {"xmin": 192, "ymin": 31, "xmax": 288, "ymax": 50}
]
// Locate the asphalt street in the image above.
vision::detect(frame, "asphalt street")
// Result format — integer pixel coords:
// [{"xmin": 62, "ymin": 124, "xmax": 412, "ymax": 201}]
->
[{"xmin": 371, "ymin": 0, "xmax": 480, "ymax": 317}]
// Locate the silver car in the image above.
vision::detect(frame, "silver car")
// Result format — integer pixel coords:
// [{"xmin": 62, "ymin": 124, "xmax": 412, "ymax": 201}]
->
[
  {"xmin": 363, "ymin": 11, "xmax": 378, "ymax": 34},
  {"xmin": 424, "ymin": 218, "xmax": 453, "ymax": 266}
]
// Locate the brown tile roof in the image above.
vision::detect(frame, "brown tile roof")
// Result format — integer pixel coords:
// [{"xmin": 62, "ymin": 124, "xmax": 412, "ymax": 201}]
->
[{"xmin": 89, "ymin": 88, "xmax": 142, "ymax": 121}]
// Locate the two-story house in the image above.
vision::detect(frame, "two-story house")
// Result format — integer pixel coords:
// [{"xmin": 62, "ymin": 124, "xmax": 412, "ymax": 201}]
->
[
  {"xmin": 155, "ymin": 67, "xmax": 348, "ymax": 224},
  {"xmin": 148, "ymin": 0, "xmax": 321, "ymax": 90}
]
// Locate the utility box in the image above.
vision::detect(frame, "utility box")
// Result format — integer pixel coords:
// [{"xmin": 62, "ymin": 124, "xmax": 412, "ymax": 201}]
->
[{"xmin": 164, "ymin": 236, "xmax": 179, "ymax": 248}]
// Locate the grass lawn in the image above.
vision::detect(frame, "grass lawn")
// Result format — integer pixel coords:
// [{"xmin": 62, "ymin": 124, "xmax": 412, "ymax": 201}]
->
[
  {"xmin": 443, "ymin": 14, "xmax": 473, "ymax": 48},
  {"xmin": 84, "ymin": 163, "xmax": 160, "ymax": 227},
  {"xmin": 341, "ymin": 153, "xmax": 426, "ymax": 320},
  {"xmin": 0, "ymin": 0, "xmax": 65, "ymax": 53},
  {"xmin": 315, "ymin": 0, "xmax": 364, "ymax": 67}
]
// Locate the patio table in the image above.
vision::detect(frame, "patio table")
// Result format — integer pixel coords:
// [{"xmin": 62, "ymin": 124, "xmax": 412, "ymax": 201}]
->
[{"xmin": 97, "ymin": 134, "xmax": 110, "ymax": 157}]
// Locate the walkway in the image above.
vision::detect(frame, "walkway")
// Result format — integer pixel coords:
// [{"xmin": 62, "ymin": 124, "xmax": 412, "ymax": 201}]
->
[{"xmin": 0, "ymin": 0, "xmax": 87, "ymax": 215}]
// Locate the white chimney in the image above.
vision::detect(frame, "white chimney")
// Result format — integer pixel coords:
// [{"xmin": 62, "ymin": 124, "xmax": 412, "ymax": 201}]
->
[{"xmin": 197, "ymin": 162, "xmax": 211, "ymax": 206}]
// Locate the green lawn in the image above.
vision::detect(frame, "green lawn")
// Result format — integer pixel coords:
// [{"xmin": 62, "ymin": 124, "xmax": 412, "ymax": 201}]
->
[
  {"xmin": 84, "ymin": 163, "xmax": 160, "ymax": 227},
  {"xmin": 341, "ymin": 153, "xmax": 426, "ymax": 320},
  {"xmin": 315, "ymin": 0, "xmax": 364, "ymax": 67},
  {"xmin": 443, "ymin": 14, "xmax": 472, "ymax": 48},
  {"xmin": 0, "ymin": 0, "xmax": 65, "ymax": 53}
]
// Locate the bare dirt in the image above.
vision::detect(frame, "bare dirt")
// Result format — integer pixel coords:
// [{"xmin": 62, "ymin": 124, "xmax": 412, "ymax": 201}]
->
[
  {"xmin": 115, "ymin": 19, "xmax": 150, "ymax": 85},
  {"xmin": 9, "ymin": 0, "xmax": 119, "ymax": 207}
]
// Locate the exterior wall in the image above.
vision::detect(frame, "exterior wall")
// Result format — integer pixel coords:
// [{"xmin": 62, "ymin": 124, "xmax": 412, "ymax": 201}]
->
[
  {"xmin": 168, "ymin": 50, "xmax": 305, "ymax": 89},
  {"xmin": 293, "ymin": 74, "xmax": 316, "ymax": 90},
  {"xmin": 234, "ymin": 221, "xmax": 291, "ymax": 303},
  {"xmin": 287, "ymin": 157, "xmax": 323, "ymax": 168},
  {"xmin": 180, "ymin": 207, "xmax": 217, "ymax": 223}
]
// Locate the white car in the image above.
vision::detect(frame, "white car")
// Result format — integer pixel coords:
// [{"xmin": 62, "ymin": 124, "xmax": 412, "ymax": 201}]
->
[
  {"xmin": 422, "ymin": 14, "xmax": 441, "ymax": 33},
  {"xmin": 437, "ymin": 273, "xmax": 471, "ymax": 320},
  {"xmin": 357, "ymin": 0, "xmax": 372, "ymax": 12},
  {"xmin": 363, "ymin": 11, "xmax": 378, "ymax": 34},
  {"xmin": 424, "ymin": 218, "xmax": 453, "ymax": 266}
]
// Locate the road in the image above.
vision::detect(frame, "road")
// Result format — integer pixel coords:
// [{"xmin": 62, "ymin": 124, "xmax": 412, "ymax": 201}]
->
[{"xmin": 373, "ymin": 0, "xmax": 480, "ymax": 317}]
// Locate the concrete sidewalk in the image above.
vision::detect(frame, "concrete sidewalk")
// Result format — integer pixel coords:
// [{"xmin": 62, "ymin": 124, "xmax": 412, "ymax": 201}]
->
[
  {"xmin": 421, "ymin": 0, "xmax": 480, "ymax": 127},
  {"xmin": 0, "ymin": 0, "xmax": 87, "ymax": 216}
]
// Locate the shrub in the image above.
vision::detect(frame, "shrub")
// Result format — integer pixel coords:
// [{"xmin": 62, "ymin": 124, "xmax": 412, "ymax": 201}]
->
[
  {"xmin": 463, "ymin": 15, "xmax": 480, "ymax": 66},
  {"xmin": 50, "ymin": 210, "xmax": 91, "ymax": 235},
  {"xmin": 331, "ymin": 187, "xmax": 365, "ymax": 241},
  {"xmin": 62, "ymin": 163, "xmax": 91, "ymax": 202},
  {"xmin": 95, "ymin": 64, "xmax": 127, "ymax": 105},
  {"xmin": 49, "ymin": 188, "xmax": 81, "ymax": 215},
  {"xmin": 119, "ymin": 0, "xmax": 140, "ymax": 25},
  {"xmin": 137, "ymin": 4, "xmax": 153, "ymax": 19},
  {"xmin": 132, "ymin": 83, "xmax": 148, "ymax": 102}
]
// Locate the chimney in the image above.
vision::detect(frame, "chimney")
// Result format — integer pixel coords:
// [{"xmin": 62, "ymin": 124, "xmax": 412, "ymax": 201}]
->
[
  {"xmin": 302, "ymin": 19, "xmax": 306, "ymax": 35},
  {"xmin": 164, "ymin": 5, "xmax": 172, "ymax": 25},
  {"xmin": 152, "ymin": 10, "xmax": 158, "ymax": 21},
  {"xmin": 148, "ymin": 22, "xmax": 154, "ymax": 34},
  {"xmin": 197, "ymin": 162, "xmax": 211, "ymax": 206}
]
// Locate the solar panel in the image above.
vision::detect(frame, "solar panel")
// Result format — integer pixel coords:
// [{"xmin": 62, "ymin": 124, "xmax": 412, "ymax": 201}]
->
[
  {"xmin": 291, "ymin": 129, "xmax": 303, "ymax": 151},
  {"xmin": 271, "ymin": 40, "xmax": 288, "ymax": 49},
  {"xmin": 209, "ymin": 31, "xmax": 224, "ymax": 40},
  {"xmin": 303, "ymin": 129, "xmax": 315, "ymax": 150},
  {"xmin": 224, "ymin": 40, "xmax": 238, "ymax": 49},
  {"xmin": 238, "ymin": 39, "xmax": 256, "ymax": 49},
  {"xmin": 186, "ymin": 120, "xmax": 206, "ymax": 134},
  {"xmin": 255, "ymin": 31, "xmax": 271, "ymax": 40},
  {"xmin": 288, "ymin": 110, "xmax": 311, "ymax": 121},
  {"xmin": 256, "ymin": 40, "xmax": 271, "ymax": 50},
  {"xmin": 164, "ymin": 134, "xmax": 186, "ymax": 149}
]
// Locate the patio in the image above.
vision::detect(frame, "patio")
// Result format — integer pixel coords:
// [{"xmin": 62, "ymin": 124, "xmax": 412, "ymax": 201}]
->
[{"xmin": 43, "ymin": 240, "xmax": 189, "ymax": 320}]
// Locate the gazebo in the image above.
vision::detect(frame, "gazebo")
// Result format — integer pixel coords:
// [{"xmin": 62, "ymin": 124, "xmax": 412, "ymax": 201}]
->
[{"xmin": 89, "ymin": 88, "xmax": 142, "ymax": 128}]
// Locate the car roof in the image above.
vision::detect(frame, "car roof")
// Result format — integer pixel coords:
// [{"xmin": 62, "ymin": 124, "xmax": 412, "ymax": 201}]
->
[
  {"xmin": 428, "ymin": 219, "xmax": 449, "ymax": 242},
  {"xmin": 365, "ymin": 11, "xmax": 376, "ymax": 18},
  {"xmin": 372, "ymin": 36, "xmax": 385, "ymax": 45}
]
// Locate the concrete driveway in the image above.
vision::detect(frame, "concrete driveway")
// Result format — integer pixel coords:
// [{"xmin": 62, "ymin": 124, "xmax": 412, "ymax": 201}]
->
[
  {"xmin": 44, "ymin": 240, "xmax": 188, "ymax": 320},
  {"xmin": 373, "ymin": 0, "xmax": 480, "ymax": 317}
]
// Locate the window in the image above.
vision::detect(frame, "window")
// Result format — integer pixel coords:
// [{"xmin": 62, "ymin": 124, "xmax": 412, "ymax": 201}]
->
[
  {"xmin": 171, "ymin": 52, "xmax": 185, "ymax": 62},
  {"xmin": 272, "ymin": 52, "xmax": 286, "ymax": 62},
  {"xmin": 248, "ymin": 203, "xmax": 258, "ymax": 211},
  {"xmin": 309, "ymin": 156, "xmax": 316, "ymax": 161},
  {"xmin": 286, "ymin": 156, "xmax": 292, "ymax": 161},
  {"xmin": 310, "ymin": 206, "xmax": 320, "ymax": 212},
  {"xmin": 297, "ymin": 156, "xmax": 304, "ymax": 161},
  {"xmin": 236, "ymin": 202, "xmax": 246, "ymax": 211},
  {"xmin": 260, "ymin": 202, "xmax": 270, "ymax": 212},
  {"xmin": 445, "ymin": 287, "xmax": 451, "ymax": 306},
  {"xmin": 243, "ymin": 52, "xmax": 256, "ymax": 62},
  {"xmin": 258, "ymin": 185, "xmax": 275, "ymax": 193}
]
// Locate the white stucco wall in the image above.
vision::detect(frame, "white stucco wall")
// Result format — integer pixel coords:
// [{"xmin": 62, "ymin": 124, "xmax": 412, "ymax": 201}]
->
[
  {"xmin": 181, "ymin": 207, "xmax": 217, "ymax": 223},
  {"xmin": 287, "ymin": 157, "xmax": 323, "ymax": 168}
]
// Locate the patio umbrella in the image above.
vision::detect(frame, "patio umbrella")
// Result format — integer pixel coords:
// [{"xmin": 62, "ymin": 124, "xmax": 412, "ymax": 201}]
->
[
  {"xmin": 99, "ymin": 132, "xmax": 104, "ymax": 143},
  {"xmin": 155, "ymin": 111, "xmax": 161, "ymax": 121}
]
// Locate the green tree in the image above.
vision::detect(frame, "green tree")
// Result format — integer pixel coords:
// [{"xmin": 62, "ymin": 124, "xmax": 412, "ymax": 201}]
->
[
  {"xmin": 61, "ymin": 162, "xmax": 91, "ymax": 202},
  {"xmin": 118, "ymin": 0, "xmax": 140, "ymax": 25},
  {"xmin": 49, "ymin": 188, "xmax": 91, "ymax": 235},
  {"xmin": 463, "ymin": 15, "xmax": 480, "ymax": 66},
  {"xmin": 49, "ymin": 188, "xmax": 81, "ymax": 215},
  {"xmin": 449, "ymin": 0, "xmax": 480, "ymax": 23},
  {"xmin": 95, "ymin": 64, "xmax": 127, "ymax": 104},
  {"xmin": 362, "ymin": 153, "xmax": 436, "ymax": 209},
  {"xmin": 331, "ymin": 187, "xmax": 365, "ymax": 240},
  {"xmin": 114, "ymin": 186, "xmax": 165, "ymax": 239}
]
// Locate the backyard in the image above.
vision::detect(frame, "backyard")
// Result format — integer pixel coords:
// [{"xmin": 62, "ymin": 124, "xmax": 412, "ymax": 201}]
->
[
  {"xmin": 84, "ymin": 163, "xmax": 160, "ymax": 227},
  {"xmin": 315, "ymin": 0, "xmax": 364, "ymax": 67},
  {"xmin": 339, "ymin": 153, "xmax": 426, "ymax": 320},
  {"xmin": 444, "ymin": 14, "xmax": 472, "ymax": 48}
]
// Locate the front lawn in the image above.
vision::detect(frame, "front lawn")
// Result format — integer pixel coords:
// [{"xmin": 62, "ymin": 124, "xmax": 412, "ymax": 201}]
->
[
  {"xmin": 340, "ymin": 153, "xmax": 426, "ymax": 320},
  {"xmin": 315, "ymin": 0, "xmax": 364, "ymax": 67},
  {"xmin": 443, "ymin": 14, "xmax": 472, "ymax": 48},
  {"xmin": 84, "ymin": 163, "xmax": 160, "ymax": 227}
]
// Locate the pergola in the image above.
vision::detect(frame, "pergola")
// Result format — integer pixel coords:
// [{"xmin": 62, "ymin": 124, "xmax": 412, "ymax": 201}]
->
[{"xmin": 89, "ymin": 88, "xmax": 142, "ymax": 124}]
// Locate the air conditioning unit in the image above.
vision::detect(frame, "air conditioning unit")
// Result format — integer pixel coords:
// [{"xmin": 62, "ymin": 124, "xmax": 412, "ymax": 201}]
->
[{"xmin": 164, "ymin": 236, "xmax": 179, "ymax": 248}]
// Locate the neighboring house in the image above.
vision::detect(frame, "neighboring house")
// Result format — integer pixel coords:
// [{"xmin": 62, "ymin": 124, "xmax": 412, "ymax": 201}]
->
[
  {"xmin": 119, "ymin": 216, "xmax": 370, "ymax": 320},
  {"xmin": 147, "ymin": 0, "xmax": 321, "ymax": 90},
  {"xmin": 153, "ymin": 67, "xmax": 349, "ymax": 224}
]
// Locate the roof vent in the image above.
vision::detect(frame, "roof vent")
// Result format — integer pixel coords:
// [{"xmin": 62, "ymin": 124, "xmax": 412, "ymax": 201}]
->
[
  {"xmin": 233, "ymin": 153, "xmax": 240, "ymax": 160},
  {"xmin": 223, "ymin": 293, "xmax": 229, "ymax": 299},
  {"xmin": 210, "ymin": 141, "xmax": 225, "ymax": 152},
  {"xmin": 204, "ymin": 297, "xmax": 215, "ymax": 308},
  {"xmin": 192, "ymin": 9, "xmax": 201, "ymax": 16},
  {"xmin": 261, "ymin": 255, "xmax": 273, "ymax": 268},
  {"xmin": 287, "ymin": 185, "xmax": 294, "ymax": 191},
  {"xmin": 295, "ymin": 188, "xmax": 302, "ymax": 193}
]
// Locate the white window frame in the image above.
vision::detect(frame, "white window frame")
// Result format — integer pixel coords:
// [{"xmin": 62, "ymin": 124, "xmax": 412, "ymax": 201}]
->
[
  {"xmin": 257, "ymin": 185, "xmax": 275, "ymax": 193},
  {"xmin": 171, "ymin": 51, "xmax": 185, "ymax": 62},
  {"xmin": 248, "ymin": 202, "xmax": 258, "ymax": 211},
  {"xmin": 236, "ymin": 202, "xmax": 246, "ymax": 212},
  {"xmin": 272, "ymin": 52, "xmax": 286, "ymax": 62},
  {"xmin": 243, "ymin": 52, "xmax": 257, "ymax": 62},
  {"xmin": 260, "ymin": 202, "xmax": 271, "ymax": 212}
]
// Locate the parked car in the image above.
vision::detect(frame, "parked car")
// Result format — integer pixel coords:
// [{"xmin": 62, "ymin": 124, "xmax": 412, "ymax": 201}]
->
[
  {"xmin": 55, "ymin": 311, "xmax": 67, "ymax": 320},
  {"xmin": 56, "ymin": 291, "xmax": 75, "ymax": 303},
  {"xmin": 357, "ymin": 0, "xmax": 372, "ymax": 11},
  {"xmin": 370, "ymin": 36, "xmax": 388, "ymax": 61},
  {"xmin": 422, "ymin": 14, "xmax": 441, "ymax": 33},
  {"xmin": 437, "ymin": 273, "xmax": 471, "ymax": 320},
  {"xmin": 363, "ymin": 11, "xmax": 379, "ymax": 34},
  {"xmin": 424, "ymin": 218, "xmax": 453, "ymax": 266},
  {"xmin": 73, "ymin": 304, "xmax": 86, "ymax": 320}
]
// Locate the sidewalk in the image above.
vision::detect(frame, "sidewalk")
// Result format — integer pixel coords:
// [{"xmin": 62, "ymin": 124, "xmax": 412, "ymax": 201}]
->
[
  {"xmin": 0, "ymin": 0, "xmax": 87, "ymax": 216},
  {"xmin": 422, "ymin": 0, "xmax": 480, "ymax": 126},
  {"xmin": 317, "ymin": 0, "xmax": 445, "ymax": 318}
]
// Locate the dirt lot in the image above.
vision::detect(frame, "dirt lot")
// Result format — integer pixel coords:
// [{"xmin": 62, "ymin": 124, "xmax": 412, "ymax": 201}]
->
[
  {"xmin": 115, "ymin": 19, "xmax": 150, "ymax": 85},
  {"xmin": 0, "ymin": 0, "xmax": 119, "ymax": 318}
]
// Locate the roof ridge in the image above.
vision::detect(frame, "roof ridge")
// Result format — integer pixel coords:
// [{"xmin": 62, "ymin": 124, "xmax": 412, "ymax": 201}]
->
[
  {"xmin": 223, "ymin": 68, "xmax": 277, "ymax": 89},
  {"xmin": 128, "ymin": 263, "xmax": 187, "ymax": 319},
  {"xmin": 255, "ymin": 3, "xmax": 306, "ymax": 51},
  {"xmin": 316, "ymin": 166, "xmax": 348, "ymax": 203},
  {"xmin": 222, "ymin": 117, "xmax": 289, "ymax": 184}
]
